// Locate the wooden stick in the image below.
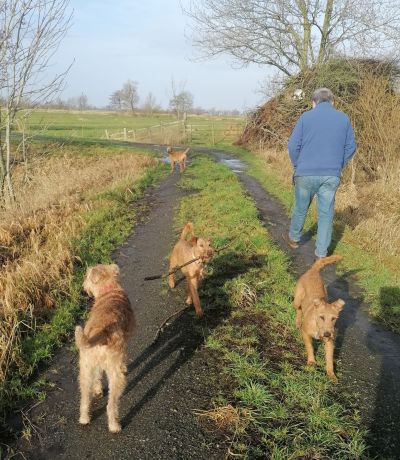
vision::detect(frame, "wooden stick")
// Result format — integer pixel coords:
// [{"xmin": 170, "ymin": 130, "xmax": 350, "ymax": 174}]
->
[
  {"xmin": 144, "ymin": 256, "xmax": 200, "ymax": 281},
  {"xmin": 143, "ymin": 236, "xmax": 237, "ymax": 281}
]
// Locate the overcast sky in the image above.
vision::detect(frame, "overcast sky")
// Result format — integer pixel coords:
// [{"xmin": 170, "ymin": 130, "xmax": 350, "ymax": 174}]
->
[{"xmin": 53, "ymin": 0, "xmax": 271, "ymax": 111}]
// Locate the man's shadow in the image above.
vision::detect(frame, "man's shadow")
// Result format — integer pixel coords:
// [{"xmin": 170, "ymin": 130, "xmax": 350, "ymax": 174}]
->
[
  {"xmin": 325, "ymin": 269, "xmax": 364, "ymax": 362},
  {"xmin": 90, "ymin": 251, "xmax": 266, "ymax": 429}
]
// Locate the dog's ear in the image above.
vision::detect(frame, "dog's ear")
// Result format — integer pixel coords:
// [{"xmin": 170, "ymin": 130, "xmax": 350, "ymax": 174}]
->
[
  {"xmin": 333, "ymin": 299, "xmax": 345, "ymax": 312},
  {"xmin": 313, "ymin": 298, "xmax": 322, "ymax": 307},
  {"xmin": 109, "ymin": 263, "xmax": 120, "ymax": 276},
  {"xmin": 191, "ymin": 236, "xmax": 198, "ymax": 246},
  {"xmin": 90, "ymin": 266, "xmax": 103, "ymax": 284}
]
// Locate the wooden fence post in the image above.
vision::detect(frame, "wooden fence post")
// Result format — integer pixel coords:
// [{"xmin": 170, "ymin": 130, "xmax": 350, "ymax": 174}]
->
[
  {"xmin": 105, "ymin": 129, "xmax": 109, "ymax": 139},
  {"xmin": 124, "ymin": 128, "xmax": 127, "ymax": 140},
  {"xmin": 211, "ymin": 123, "xmax": 215, "ymax": 146}
]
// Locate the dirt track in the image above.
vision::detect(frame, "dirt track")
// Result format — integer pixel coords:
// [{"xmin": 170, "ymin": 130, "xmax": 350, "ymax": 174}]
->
[{"xmin": 9, "ymin": 142, "xmax": 400, "ymax": 459}]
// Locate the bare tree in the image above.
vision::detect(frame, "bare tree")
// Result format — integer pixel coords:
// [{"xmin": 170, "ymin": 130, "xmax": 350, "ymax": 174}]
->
[
  {"xmin": 183, "ymin": 0, "xmax": 400, "ymax": 76},
  {"xmin": 109, "ymin": 90, "xmax": 123, "ymax": 111},
  {"xmin": 78, "ymin": 93, "xmax": 89, "ymax": 111},
  {"xmin": 142, "ymin": 92, "xmax": 159, "ymax": 115},
  {"xmin": 0, "ymin": 0, "xmax": 72, "ymax": 205},
  {"xmin": 169, "ymin": 79, "xmax": 194, "ymax": 118},
  {"xmin": 120, "ymin": 80, "xmax": 139, "ymax": 113}
]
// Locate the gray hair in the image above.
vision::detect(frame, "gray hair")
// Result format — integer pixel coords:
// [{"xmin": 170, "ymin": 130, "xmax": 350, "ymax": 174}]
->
[{"xmin": 312, "ymin": 88, "xmax": 333, "ymax": 104}]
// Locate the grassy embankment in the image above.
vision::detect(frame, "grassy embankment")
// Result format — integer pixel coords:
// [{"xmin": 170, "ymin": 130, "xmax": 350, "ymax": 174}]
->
[
  {"xmin": 0, "ymin": 141, "xmax": 166, "ymax": 423},
  {"xmin": 175, "ymin": 155, "xmax": 367, "ymax": 458},
  {"xmin": 225, "ymin": 144, "xmax": 400, "ymax": 334}
]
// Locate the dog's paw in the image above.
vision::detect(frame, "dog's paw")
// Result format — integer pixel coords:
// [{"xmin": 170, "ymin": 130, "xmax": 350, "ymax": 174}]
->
[
  {"xmin": 307, "ymin": 359, "xmax": 316, "ymax": 366},
  {"xmin": 185, "ymin": 296, "xmax": 193, "ymax": 305},
  {"xmin": 327, "ymin": 372, "xmax": 338, "ymax": 384},
  {"xmin": 295, "ymin": 319, "xmax": 302, "ymax": 329},
  {"xmin": 79, "ymin": 415, "xmax": 90, "ymax": 425},
  {"xmin": 195, "ymin": 309, "xmax": 204, "ymax": 318},
  {"xmin": 92, "ymin": 388, "xmax": 103, "ymax": 398},
  {"xmin": 108, "ymin": 421, "xmax": 122, "ymax": 433}
]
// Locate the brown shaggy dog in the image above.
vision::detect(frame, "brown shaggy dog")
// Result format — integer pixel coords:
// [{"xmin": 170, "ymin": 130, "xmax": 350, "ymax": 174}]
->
[
  {"xmin": 167, "ymin": 146, "xmax": 190, "ymax": 174},
  {"xmin": 168, "ymin": 222, "xmax": 213, "ymax": 317},
  {"xmin": 293, "ymin": 255, "xmax": 344, "ymax": 382},
  {"xmin": 75, "ymin": 264, "xmax": 135, "ymax": 433}
]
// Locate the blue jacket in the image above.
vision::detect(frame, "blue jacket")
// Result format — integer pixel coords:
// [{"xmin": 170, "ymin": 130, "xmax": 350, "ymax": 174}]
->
[{"xmin": 288, "ymin": 102, "xmax": 357, "ymax": 177}]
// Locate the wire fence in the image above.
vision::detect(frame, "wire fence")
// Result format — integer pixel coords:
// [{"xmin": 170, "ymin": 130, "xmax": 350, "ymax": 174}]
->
[{"xmin": 103, "ymin": 119, "xmax": 244, "ymax": 146}]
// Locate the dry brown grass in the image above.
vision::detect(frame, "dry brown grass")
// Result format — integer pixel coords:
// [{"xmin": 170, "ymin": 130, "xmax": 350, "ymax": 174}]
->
[
  {"xmin": 195, "ymin": 404, "xmax": 249, "ymax": 432},
  {"xmin": 0, "ymin": 145, "xmax": 156, "ymax": 385},
  {"xmin": 249, "ymin": 147, "xmax": 400, "ymax": 262}
]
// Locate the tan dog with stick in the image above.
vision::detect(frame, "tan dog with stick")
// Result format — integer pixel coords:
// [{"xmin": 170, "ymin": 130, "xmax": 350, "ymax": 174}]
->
[
  {"xmin": 75, "ymin": 264, "xmax": 135, "ymax": 433},
  {"xmin": 167, "ymin": 146, "xmax": 189, "ymax": 174},
  {"xmin": 293, "ymin": 255, "xmax": 344, "ymax": 382},
  {"xmin": 168, "ymin": 222, "xmax": 213, "ymax": 317}
]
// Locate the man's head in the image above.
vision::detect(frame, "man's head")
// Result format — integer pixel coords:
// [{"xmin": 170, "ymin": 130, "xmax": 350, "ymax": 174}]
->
[{"xmin": 312, "ymin": 88, "xmax": 333, "ymax": 108}]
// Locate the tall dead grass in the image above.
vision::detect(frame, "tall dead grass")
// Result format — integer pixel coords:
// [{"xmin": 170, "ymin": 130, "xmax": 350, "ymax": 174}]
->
[
  {"xmin": 0, "ymin": 146, "xmax": 157, "ymax": 388},
  {"xmin": 252, "ymin": 147, "xmax": 400, "ymax": 261}
]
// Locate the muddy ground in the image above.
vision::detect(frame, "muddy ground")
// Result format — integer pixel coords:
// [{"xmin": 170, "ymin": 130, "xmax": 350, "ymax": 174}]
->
[{"xmin": 6, "ymin": 142, "xmax": 400, "ymax": 459}]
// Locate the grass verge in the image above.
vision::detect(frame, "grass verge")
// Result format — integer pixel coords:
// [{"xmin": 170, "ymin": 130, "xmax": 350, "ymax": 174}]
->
[
  {"xmin": 176, "ymin": 155, "xmax": 367, "ymax": 458},
  {"xmin": 226, "ymin": 146, "xmax": 400, "ymax": 334}
]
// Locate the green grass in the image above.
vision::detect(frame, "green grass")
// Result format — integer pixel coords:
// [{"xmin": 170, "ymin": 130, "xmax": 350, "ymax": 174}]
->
[
  {"xmin": 227, "ymin": 146, "xmax": 400, "ymax": 334},
  {"xmin": 176, "ymin": 155, "xmax": 368, "ymax": 458},
  {"xmin": 1, "ymin": 147, "xmax": 167, "ymax": 424},
  {"xmin": 16, "ymin": 109, "xmax": 244, "ymax": 146}
]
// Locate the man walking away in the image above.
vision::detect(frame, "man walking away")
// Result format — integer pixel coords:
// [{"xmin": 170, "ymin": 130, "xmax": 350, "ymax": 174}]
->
[{"xmin": 286, "ymin": 88, "xmax": 357, "ymax": 259}]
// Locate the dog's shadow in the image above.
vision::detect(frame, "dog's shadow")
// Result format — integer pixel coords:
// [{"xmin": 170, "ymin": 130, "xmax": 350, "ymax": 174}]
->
[{"xmin": 90, "ymin": 250, "xmax": 266, "ymax": 428}]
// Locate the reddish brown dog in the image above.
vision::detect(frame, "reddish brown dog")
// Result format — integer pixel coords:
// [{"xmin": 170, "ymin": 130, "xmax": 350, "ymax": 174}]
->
[
  {"xmin": 75, "ymin": 264, "xmax": 135, "ymax": 432},
  {"xmin": 167, "ymin": 146, "xmax": 189, "ymax": 174},
  {"xmin": 168, "ymin": 222, "xmax": 213, "ymax": 317},
  {"xmin": 294, "ymin": 255, "xmax": 345, "ymax": 382}
]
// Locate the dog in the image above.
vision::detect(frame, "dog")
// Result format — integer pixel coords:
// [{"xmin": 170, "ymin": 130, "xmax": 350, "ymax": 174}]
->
[
  {"xmin": 167, "ymin": 146, "xmax": 190, "ymax": 174},
  {"xmin": 75, "ymin": 263, "xmax": 135, "ymax": 433},
  {"xmin": 168, "ymin": 222, "xmax": 213, "ymax": 317},
  {"xmin": 293, "ymin": 255, "xmax": 344, "ymax": 382}
]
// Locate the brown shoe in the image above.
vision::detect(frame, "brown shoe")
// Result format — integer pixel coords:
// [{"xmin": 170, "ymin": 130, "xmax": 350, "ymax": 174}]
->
[{"xmin": 282, "ymin": 233, "xmax": 299, "ymax": 249}]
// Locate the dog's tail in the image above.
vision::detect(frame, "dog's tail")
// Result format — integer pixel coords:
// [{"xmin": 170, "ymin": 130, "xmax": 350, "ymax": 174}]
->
[
  {"xmin": 75, "ymin": 325, "xmax": 89, "ymax": 349},
  {"xmin": 312, "ymin": 254, "xmax": 342, "ymax": 271},
  {"xmin": 180, "ymin": 222, "xmax": 194, "ymax": 240},
  {"xmin": 167, "ymin": 146, "xmax": 172, "ymax": 154},
  {"xmin": 75, "ymin": 324, "xmax": 120, "ymax": 349},
  {"xmin": 183, "ymin": 147, "xmax": 190, "ymax": 155}
]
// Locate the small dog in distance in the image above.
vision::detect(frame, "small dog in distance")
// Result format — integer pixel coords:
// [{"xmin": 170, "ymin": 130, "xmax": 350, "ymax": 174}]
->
[{"xmin": 167, "ymin": 146, "xmax": 190, "ymax": 174}]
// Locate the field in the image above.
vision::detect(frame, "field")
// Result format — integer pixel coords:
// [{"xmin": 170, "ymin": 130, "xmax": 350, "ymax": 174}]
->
[{"xmin": 16, "ymin": 109, "xmax": 245, "ymax": 146}]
